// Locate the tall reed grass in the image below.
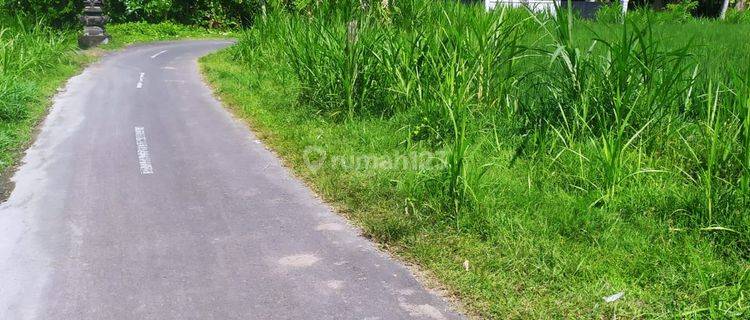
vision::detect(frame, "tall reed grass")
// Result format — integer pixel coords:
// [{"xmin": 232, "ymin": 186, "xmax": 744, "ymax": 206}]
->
[
  {"xmin": 0, "ymin": 16, "xmax": 75, "ymax": 122},
  {"xmin": 216, "ymin": 1, "xmax": 750, "ymax": 316},
  {"xmin": 232, "ymin": 0, "xmax": 748, "ymax": 247}
]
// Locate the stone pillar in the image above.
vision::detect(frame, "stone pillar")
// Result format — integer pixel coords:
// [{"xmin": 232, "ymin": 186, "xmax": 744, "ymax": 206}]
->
[{"xmin": 78, "ymin": 0, "xmax": 109, "ymax": 49}]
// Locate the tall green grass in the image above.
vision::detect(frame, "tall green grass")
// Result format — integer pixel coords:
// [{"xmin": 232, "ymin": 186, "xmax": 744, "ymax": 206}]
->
[
  {"xmin": 242, "ymin": 0, "xmax": 749, "ymax": 246},
  {"xmin": 0, "ymin": 16, "xmax": 80, "ymax": 171},
  {"xmin": 0, "ymin": 17, "xmax": 75, "ymax": 121},
  {"xmin": 205, "ymin": 0, "xmax": 750, "ymax": 317}
]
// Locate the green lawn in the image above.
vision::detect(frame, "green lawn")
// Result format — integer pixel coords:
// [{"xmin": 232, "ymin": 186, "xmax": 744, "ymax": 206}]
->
[{"xmin": 200, "ymin": 2, "xmax": 749, "ymax": 318}]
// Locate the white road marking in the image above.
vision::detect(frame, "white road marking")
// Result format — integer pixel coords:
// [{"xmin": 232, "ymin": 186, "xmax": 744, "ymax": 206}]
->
[
  {"xmin": 161, "ymin": 66, "xmax": 177, "ymax": 70},
  {"xmin": 134, "ymin": 127, "xmax": 154, "ymax": 175},
  {"xmin": 150, "ymin": 50, "xmax": 168, "ymax": 59},
  {"xmin": 136, "ymin": 72, "xmax": 145, "ymax": 89}
]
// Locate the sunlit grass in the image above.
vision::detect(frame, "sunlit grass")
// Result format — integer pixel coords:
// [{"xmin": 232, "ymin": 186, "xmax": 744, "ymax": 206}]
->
[
  {"xmin": 0, "ymin": 16, "xmax": 81, "ymax": 172},
  {"xmin": 202, "ymin": 1, "xmax": 749, "ymax": 318}
]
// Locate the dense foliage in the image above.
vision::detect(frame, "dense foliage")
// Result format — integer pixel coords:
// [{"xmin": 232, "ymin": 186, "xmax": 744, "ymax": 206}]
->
[
  {"xmin": 202, "ymin": 0, "xmax": 750, "ymax": 317},
  {"xmin": 1, "ymin": 0, "xmax": 747, "ymax": 28},
  {"xmin": 1, "ymin": 0, "xmax": 265, "ymax": 27},
  {"xmin": 0, "ymin": 0, "xmax": 399, "ymax": 28},
  {"xmin": 106, "ymin": 0, "xmax": 264, "ymax": 27}
]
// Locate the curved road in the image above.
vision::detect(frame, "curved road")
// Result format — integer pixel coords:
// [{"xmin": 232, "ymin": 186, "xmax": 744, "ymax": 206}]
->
[{"xmin": 0, "ymin": 40, "xmax": 462, "ymax": 320}]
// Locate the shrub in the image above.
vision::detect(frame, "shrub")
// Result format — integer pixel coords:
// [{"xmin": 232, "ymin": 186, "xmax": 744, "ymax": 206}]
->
[
  {"xmin": 0, "ymin": 77, "xmax": 33, "ymax": 121},
  {"xmin": 1, "ymin": 0, "xmax": 81, "ymax": 27},
  {"xmin": 665, "ymin": 0, "xmax": 699, "ymax": 23},
  {"xmin": 3, "ymin": 0, "xmax": 264, "ymax": 28},
  {"xmin": 725, "ymin": 8, "xmax": 750, "ymax": 24},
  {"xmin": 0, "ymin": 16, "xmax": 74, "ymax": 122},
  {"xmin": 595, "ymin": 3, "xmax": 623, "ymax": 23}
]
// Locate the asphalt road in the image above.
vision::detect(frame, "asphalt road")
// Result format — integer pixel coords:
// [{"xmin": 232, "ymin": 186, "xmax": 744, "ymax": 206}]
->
[{"xmin": 0, "ymin": 40, "xmax": 462, "ymax": 320}]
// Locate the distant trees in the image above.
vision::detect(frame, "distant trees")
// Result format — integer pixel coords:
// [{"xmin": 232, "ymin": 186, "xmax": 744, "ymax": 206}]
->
[
  {"xmin": 2, "ymin": 0, "xmax": 747, "ymax": 27},
  {"xmin": 2, "ymin": 0, "xmax": 265, "ymax": 27},
  {"xmin": 106, "ymin": 0, "xmax": 264, "ymax": 27}
]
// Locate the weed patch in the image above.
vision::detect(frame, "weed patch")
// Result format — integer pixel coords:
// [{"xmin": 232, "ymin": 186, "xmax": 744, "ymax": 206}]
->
[{"xmin": 201, "ymin": 1, "xmax": 749, "ymax": 318}]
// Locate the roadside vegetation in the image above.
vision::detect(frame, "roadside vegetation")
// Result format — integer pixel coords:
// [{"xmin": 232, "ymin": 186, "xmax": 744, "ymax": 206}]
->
[
  {"xmin": 102, "ymin": 22, "xmax": 230, "ymax": 49},
  {"xmin": 2, "ymin": 0, "xmax": 749, "ymax": 317},
  {"xmin": 0, "ymin": 16, "xmax": 82, "ymax": 175},
  {"xmin": 201, "ymin": 1, "xmax": 750, "ymax": 318}
]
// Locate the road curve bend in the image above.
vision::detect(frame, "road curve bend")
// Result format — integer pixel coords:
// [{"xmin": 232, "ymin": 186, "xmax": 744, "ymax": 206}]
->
[{"xmin": 0, "ymin": 40, "xmax": 463, "ymax": 320}]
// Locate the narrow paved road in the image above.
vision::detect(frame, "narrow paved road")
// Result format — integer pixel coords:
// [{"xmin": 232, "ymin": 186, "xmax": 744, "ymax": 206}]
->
[{"xmin": 0, "ymin": 40, "xmax": 462, "ymax": 320}]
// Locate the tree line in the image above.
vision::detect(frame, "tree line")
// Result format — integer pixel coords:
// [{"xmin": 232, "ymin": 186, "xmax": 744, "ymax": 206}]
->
[
  {"xmin": 1, "ymin": 0, "xmax": 265, "ymax": 27},
  {"xmin": 1, "ymin": 0, "xmax": 748, "ymax": 29}
]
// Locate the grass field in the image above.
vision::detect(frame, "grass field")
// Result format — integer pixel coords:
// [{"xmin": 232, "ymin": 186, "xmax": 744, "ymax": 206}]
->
[{"xmin": 201, "ymin": 1, "xmax": 750, "ymax": 318}]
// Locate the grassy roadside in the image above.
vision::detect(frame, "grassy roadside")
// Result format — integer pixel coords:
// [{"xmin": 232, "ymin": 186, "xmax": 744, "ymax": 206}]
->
[
  {"xmin": 200, "ymin": 47, "xmax": 748, "ymax": 319},
  {"xmin": 199, "ymin": 45, "xmax": 603, "ymax": 319},
  {"xmin": 0, "ymin": 18, "xmax": 87, "ymax": 192},
  {"xmin": 0, "ymin": 58, "xmax": 86, "ymax": 174},
  {"xmin": 0, "ymin": 19, "xmax": 228, "ymax": 195},
  {"xmin": 199, "ymin": 3, "xmax": 749, "ymax": 318}
]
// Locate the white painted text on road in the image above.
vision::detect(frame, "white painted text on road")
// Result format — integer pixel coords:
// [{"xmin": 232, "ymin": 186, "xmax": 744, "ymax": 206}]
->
[
  {"xmin": 134, "ymin": 127, "xmax": 154, "ymax": 175},
  {"xmin": 136, "ymin": 72, "xmax": 145, "ymax": 89}
]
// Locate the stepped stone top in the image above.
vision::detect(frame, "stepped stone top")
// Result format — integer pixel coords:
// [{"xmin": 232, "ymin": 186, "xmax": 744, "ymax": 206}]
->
[{"xmin": 78, "ymin": 0, "xmax": 109, "ymax": 49}]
